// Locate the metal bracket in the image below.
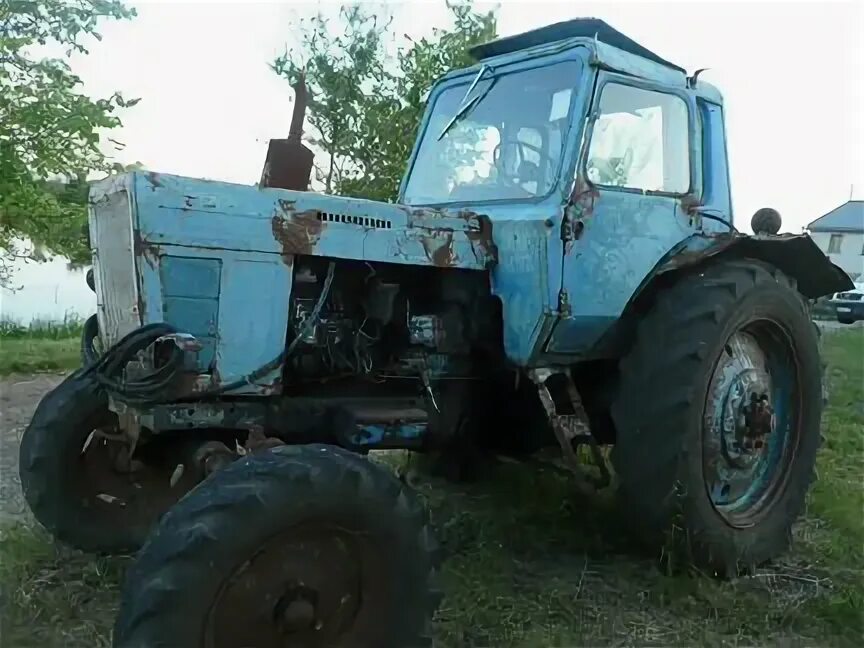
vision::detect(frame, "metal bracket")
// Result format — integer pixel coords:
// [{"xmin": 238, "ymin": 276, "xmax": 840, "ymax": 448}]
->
[{"xmin": 528, "ymin": 368, "xmax": 610, "ymax": 492}]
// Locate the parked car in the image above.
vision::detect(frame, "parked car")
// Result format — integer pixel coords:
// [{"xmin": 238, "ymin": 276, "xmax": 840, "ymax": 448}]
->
[{"xmin": 831, "ymin": 282, "xmax": 864, "ymax": 323}]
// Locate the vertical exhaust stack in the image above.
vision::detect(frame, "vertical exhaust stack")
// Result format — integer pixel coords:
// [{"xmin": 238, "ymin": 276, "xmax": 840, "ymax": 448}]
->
[{"xmin": 259, "ymin": 74, "xmax": 315, "ymax": 191}]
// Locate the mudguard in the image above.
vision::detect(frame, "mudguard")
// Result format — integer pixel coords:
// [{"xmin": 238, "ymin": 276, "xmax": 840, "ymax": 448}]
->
[{"xmin": 651, "ymin": 232, "xmax": 853, "ymax": 300}]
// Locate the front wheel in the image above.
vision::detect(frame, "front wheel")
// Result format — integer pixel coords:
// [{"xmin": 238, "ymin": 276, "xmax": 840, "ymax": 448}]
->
[
  {"xmin": 611, "ymin": 260, "xmax": 823, "ymax": 575},
  {"xmin": 113, "ymin": 445, "xmax": 441, "ymax": 648},
  {"xmin": 19, "ymin": 373, "xmax": 185, "ymax": 554}
]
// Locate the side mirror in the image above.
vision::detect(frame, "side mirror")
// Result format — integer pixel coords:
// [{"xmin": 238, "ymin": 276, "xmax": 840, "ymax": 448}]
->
[{"xmin": 751, "ymin": 208, "xmax": 782, "ymax": 235}]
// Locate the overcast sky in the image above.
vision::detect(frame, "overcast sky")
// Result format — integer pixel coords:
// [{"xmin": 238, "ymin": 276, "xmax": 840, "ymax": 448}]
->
[{"xmin": 2, "ymin": 0, "xmax": 863, "ymax": 321}]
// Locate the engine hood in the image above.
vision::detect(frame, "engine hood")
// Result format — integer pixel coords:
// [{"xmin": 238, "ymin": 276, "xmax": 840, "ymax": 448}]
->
[
  {"xmin": 270, "ymin": 194, "xmax": 498, "ymax": 271},
  {"xmin": 100, "ymin": 172, "xmax": 497, "ymax": 272}
]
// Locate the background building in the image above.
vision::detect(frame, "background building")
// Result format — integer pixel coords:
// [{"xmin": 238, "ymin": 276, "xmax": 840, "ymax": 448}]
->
[{"xmin": 807, "ymin": 200, "xmax": 864, "ymax": 281}]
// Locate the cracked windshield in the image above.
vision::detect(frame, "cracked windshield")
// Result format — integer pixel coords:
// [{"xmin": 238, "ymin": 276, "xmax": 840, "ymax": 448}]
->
[{"xmin": 403, "ymin": 60, "xmax": 579, "ymax": 205}]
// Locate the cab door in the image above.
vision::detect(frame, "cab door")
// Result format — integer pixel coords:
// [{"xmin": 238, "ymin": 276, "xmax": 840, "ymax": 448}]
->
[{"xmin": 546, "ymin": 72, "xmax": 702, "ymax": 355}]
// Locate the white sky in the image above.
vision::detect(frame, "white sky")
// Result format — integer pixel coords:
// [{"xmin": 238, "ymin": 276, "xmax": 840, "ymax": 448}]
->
[{"xmin": 2, "ymin": 0, "xmax": 863, "ymax": 321}]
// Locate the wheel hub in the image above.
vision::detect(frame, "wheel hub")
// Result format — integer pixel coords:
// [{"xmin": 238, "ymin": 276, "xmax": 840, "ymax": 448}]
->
[
  {"xmin": 206, "ymin": 527, "xmax": 363, "ymax": 648},
  {"xmin": 276, "ymin": 586, "xmax": 319, "ymax": 633},
  {"xmin": 703, "ymin": 330, "xmax": 789, "ymax": 522}
]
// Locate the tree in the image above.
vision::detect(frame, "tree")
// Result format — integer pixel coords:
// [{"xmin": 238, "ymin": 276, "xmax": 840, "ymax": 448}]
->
[
  {"xmin": 0, "ymin": 0, "xmax": 136, "ymax": 287},
  {"xmin": 272, "ymin": 1, "xmax": 496, "ymax": 202}
]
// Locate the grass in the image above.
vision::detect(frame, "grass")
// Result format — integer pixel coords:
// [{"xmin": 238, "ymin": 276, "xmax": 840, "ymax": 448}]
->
[
  {"xmin": 0, "ymin": 314, "xmax": 85, "ymax": 340},
  {"xmin": 0, "ymin": 337, "xmax": 80, "ymax": 375},
  {"xmin": 0, "ymin": 329, "xmax": 861, "ymax": 647},
  {"xmin": 0, "ymin": 315, "xmax": 83, "ymax": 375}
]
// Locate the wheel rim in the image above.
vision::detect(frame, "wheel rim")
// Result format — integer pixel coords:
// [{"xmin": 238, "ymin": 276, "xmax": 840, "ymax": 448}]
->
[
  {"xmin": 78, "ymin": 426, "xmax": 188, "ymax": 533},
  {"xmin": 702, "ymin": 320, "xmax": 799, "ymax": 527},
  {"xmin": 205, "ymin": 525, "xmax": 369, "ymax": 648}
]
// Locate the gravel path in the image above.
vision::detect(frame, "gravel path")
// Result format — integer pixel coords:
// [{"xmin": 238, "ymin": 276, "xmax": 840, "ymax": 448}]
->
[{"xmin": 0, "ymin": 374, "xmax": 63, "ymax": 525}]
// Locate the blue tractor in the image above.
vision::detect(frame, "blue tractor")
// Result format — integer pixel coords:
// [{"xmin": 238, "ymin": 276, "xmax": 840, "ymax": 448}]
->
[{"xmin": 20, "ymin": 19, "xmax": 852, "ymax": 647}]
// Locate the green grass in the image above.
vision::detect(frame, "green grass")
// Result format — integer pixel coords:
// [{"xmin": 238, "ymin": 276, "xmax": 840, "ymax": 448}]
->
[
  {"xmin": 0, "ymin": 337, "xmax": 80, "ymax": 375},
  {"xmin": 0, "ymin": 330, "xmax": 861, "ymax": 646},
  {"xmin": 0, "ymin": 314, "xmax": 83, "ymax": 375},
  {"xmin": 0, "ymin": 314, "xmax": 85, "ymax": 340}
]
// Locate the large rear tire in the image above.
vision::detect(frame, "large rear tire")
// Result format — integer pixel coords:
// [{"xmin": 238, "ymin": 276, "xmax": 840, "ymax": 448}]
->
[
  {"xmin": 611, "ymin": 260, "xmax": 822, "ymax": 575},
  {"xmin": 113, "ymin": 444, "xmax": 441, "ymax": 648}
]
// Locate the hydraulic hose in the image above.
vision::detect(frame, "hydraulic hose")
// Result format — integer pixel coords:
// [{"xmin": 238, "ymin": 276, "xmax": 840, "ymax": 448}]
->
[
  {"xmin": 80, "ymin": 261, "xmax": 336, "ymax": 404},
  {"xmin": 81, "ymin": 320, "xmax": 186, "ymax": 405}
]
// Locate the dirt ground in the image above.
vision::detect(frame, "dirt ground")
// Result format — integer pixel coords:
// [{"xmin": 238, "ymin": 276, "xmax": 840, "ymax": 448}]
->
[{"xmin": 0, "ymin": 374, "xmax": 63, "ymax": 526}]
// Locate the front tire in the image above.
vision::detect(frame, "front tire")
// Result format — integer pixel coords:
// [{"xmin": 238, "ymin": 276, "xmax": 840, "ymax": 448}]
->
[
  {"xmin": 113, "ymin": 445, "xmax": 441, "ymax": 648},
  {"xmin": 19, "ymin": 373, "xmax": 187, "ymax": 554},
  {"xmin": 611, "ymin": 260, "xmax": 822, "ymax": 575}
]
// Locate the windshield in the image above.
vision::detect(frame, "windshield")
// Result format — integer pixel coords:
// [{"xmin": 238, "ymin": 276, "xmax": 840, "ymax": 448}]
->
[{"xmin": 403, "ymin": 60, "xmax": 579, "ymax": 205}]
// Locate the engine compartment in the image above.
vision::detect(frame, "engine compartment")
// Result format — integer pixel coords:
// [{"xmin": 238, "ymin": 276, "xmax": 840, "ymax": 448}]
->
[{"xmin": 284, "ymin": 257, "xmax": 503, "ymax": 387}]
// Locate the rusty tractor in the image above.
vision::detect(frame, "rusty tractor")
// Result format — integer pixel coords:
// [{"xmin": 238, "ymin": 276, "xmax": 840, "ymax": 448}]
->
[{"xmin": 19, "ymin": 18, "xmax": 851, "ymax": 648}]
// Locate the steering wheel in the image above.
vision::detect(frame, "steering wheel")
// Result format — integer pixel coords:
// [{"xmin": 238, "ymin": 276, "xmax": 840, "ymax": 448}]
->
[
  {"xmin": 586, "ymin": 149, "xmax": 634, "ymax": 186},
  {"xmin": 492, "ymin": 138, "xmax": 552, "ymax": 187}
]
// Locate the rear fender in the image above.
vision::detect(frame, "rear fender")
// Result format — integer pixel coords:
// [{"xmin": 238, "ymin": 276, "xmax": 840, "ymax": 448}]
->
[
  {"xmin": 589, "ymin": 233, "xmax": 853, "ymax": 358},
  {"xmin": 649, "ymin": 233, "xmax": 853, "ymax": 300}
]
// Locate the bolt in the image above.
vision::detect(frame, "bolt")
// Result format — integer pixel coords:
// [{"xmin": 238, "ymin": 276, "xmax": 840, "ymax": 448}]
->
[{"xmin": 281, "ymin": 599, "xmax": 316, "ymax": 632}]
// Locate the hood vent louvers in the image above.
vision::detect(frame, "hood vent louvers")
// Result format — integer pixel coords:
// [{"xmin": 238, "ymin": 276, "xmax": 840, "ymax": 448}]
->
[{"xmin": 316, "ymin": 212, "xmax": 392, "ymax": 229}]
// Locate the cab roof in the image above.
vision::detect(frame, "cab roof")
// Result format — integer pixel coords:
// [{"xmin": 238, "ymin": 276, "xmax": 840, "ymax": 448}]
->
[
  {"xmin": 470, "ymin": 18, "xmax": 686, "ymax": 74},
  {"xmin": 462, "ymin": 18, "xmax": 722, "ymax": 104}
]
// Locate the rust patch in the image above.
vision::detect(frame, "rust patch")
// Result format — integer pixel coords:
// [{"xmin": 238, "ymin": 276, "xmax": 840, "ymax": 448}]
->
[
  {"xmin": 562, "ymin": 175, "xmax": 599, "ymax": 253},
  {"xmin": 271, "ymin": 199, "xmax": 324, "ymax": 256},
  {"xmin": 463, "ymin": 213, "xmax": 498, "ymax": 268},
  {"xmin": 404, "ymin": 205, "xmax": 497, "ymax": 269},
  {"xmin": 678, "ymin": 193, "xmax": 702, "ymax": 214},
  {"xmin": 678, "ymin": 194, "xmax": 704, "ymax": 227},
  {"xmin": 132, "ymin": 231, "xmax": 159, "ymax": 319},
  {"xmin": 133, "ymin": 230, "xmax": 160, "ymax": 270},
  {"xmin": 420, "ymin": 230, "xmax": 456, "ymax": 267},
  {"xmin": 569, "ymin": 174, "xmax": 600, "ymax": 221},
  {"xmin": 146, "ymin": 171, "xmax": 163, "ymax": 190},
  {"xmin": 660, "ymin": 234, "xmax": 738, "ymax": 273}
]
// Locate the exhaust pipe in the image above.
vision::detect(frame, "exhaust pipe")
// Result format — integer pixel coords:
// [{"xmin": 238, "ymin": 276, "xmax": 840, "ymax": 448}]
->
[{"xmin": 259, "ymin": 73, "xmax": 315, "ymax": 191}]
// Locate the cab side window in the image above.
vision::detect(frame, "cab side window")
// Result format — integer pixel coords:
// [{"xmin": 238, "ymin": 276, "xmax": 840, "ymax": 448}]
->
[{"xmin": 586, "ymin": 83, "xmax": 690, "ymax": 194}]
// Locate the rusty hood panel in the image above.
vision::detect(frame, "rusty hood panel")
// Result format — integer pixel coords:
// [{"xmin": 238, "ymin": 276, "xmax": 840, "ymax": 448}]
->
[{"xmin": 107, "ymin": 171, "xmax": 497, "ymax": 271}]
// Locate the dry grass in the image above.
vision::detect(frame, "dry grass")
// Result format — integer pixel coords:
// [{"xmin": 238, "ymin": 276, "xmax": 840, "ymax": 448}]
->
[{"xmin": 1, "ymin": 330, "xmax": 861, "ymax": 647}]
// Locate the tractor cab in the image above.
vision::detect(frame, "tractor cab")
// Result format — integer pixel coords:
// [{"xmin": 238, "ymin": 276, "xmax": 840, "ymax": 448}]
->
[{"xmin": 401, "ymin": 18, "xmax": 728, "ymax": 219}]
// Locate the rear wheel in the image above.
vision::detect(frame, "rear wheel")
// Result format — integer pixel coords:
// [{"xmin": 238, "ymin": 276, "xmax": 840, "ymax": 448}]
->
[
  {"xmin": 611, "ymin": 260, "xmax": 822, "ymax": 575},
  {"xmin": 113, "ymin": 444, "xmax": 441, "ymax": 648}
]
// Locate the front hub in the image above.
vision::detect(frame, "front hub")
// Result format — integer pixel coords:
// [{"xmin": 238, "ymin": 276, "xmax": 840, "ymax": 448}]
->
[{"xmin": 206, "ymin": 527, "xmax": 363, "ymax": 647}]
